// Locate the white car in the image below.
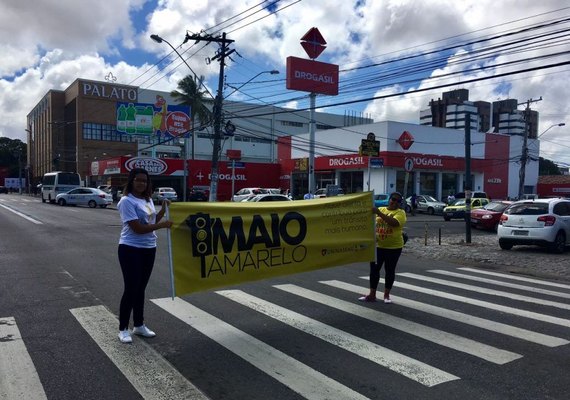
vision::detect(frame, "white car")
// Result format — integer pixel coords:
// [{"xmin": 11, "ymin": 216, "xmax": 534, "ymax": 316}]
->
[
  {"xmin": 405, "ymin": 195, "xmax": 447, "ymax": 215},
  {"xmin": 497, "ymin": 198, "xmax": 570, "ymax": 253},
  {"xmin": 56, "ymin": 188, "xmax": 113, "ymax": 208},
  {"xmin": 232, "ymin": 187, "xmax": 268, "ymax": 202},
  {"xmin": 242, "ymin": 194, "xmax": 292, "ymax": 202},
  {"xmin": 152, "ymin": 187, "xmax": 178, "ymax": 203}
]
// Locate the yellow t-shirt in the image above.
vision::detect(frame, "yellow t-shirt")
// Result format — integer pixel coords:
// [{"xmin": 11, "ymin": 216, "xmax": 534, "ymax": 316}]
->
[{"xmin": 375, "ymin": 207, "xmax": 407, "ymax": 249}]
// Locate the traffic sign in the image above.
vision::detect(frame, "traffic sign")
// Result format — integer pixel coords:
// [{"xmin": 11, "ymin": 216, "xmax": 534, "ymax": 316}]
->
[
  {"xmin": 229, "ymin": 161, "xmax": 245, "ymax": 169},
  {"xmin": 370, "ymin": 158, "xmax": 384, "ymax": 168},
  {"xmin": 404, "ymin": 158, "xmax": 414, "ymax": 172},
  {"xmin": 360, "ymin": 139, "xmax": 380, "ymax": 156},
  {"xmin": 300, "ymin": 27, "xmax": 326, "ymax": 59}
]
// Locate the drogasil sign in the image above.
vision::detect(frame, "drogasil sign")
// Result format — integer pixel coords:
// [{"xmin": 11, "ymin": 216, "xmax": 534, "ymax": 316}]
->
[
  {"xmin": 125, "ymin": 157, "xmax": 168, "ymax": 175},
  {"xmin": 286, "ymin": 56, "xmax": 339, "ymax": 95}
]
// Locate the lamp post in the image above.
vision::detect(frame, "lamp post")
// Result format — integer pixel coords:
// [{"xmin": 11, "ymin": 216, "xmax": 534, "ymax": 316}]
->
[
  {"xmin": 537, "ymin": 122, "xmax": 565, "ymax": 139},
  {"xmin": 150, "ymin": 34, "xmax": 200, "ymax": 202},
  {"xmin": 225, "ymin": 70, "xmax": 279, "ymax": 99}
]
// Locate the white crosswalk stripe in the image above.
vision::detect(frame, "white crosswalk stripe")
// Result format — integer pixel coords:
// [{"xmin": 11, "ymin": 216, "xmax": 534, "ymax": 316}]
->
[
  {"xmin": 322, "ymin": 280, "xmax": 569, "ymax": 347},
  {"xmin": 359, "ymin": 276, "xmax": 570, "ymax": 327},
  {"xmin": 398, "ymin": 272, "xmax": 570, "ymax": 311},
  {"xmin": 70, "ymin": 305, "xmax": 208, "ymax": 400},
  {"xmin": 0, "ymin": 317, "xmax": 47, "ymax": 400},
  {"xmin": 152, "ymin": 297, "xmax": 371, "ymax": 400},
  {"xmin": 273, "ymin": 284, "xmax": 522, "ymax": 364},
  {"xmin": 428, "ymin": 269, "xmax": 570, "ymax": 299},
  {"xmin": 216, "ymin": 289, "xmax": 459, "ymax": 387},
  {"xmin": 458, "ymin": 267, "xmax": 570, "ymax": 290}
]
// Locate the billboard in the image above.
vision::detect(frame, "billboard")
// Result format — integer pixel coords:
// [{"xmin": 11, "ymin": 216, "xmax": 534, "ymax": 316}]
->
[{"xmin": 116, "ymin": 95, "xmax": 191, "ymax": 138}]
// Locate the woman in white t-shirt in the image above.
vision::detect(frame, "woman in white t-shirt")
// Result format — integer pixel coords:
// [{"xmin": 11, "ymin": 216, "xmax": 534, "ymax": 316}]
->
[{"xmin": 116, "ymin": 168, "xmax": 173, "ymax": 344}]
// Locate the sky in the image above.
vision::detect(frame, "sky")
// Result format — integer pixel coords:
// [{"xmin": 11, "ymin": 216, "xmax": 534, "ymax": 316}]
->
[{"xmin": 1, "ymin": 0, "xmax": 569, "ymax": 166}]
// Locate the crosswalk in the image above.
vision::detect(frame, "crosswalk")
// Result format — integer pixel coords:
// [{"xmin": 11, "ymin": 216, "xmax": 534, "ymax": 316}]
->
[{"xmin": 4, "ymin": 266, "xmax": 570, "ymax": 399}]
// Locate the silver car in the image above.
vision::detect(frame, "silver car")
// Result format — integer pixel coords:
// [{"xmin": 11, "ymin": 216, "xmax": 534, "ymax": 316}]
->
[
  {"xmin": 152, "ymin": 187, "xmax": 178, "ymax": 203},
  {"xmin": 405, "ymin": 195, "xmax": 446, "ymax": 215},
  {"xmin": 242, "ymin": 194, "xmax": 292, "ymax": 202},
  {"xmin": 497, "ymin": 198, "xmax": 570, "ymax": 253},
  {"xmin": 56, "ymin": 188, "xmax": 113, "ymax": 208}
]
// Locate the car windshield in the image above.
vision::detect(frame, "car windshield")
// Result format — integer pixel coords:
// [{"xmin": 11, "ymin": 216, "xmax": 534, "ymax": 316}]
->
[
  {"xmin": 484, "ymin": 202, "xmax": 509, "ymax": 212},
  {"xmin": 424, "ymin": 195, "xmax": 438, "ymax": 202},
  {"xmin": 452, "ymin": 199, "xmax": 466, "ymax": 206},
  {"xmin": 505, "ymin": 203, "xmax": 549, "ymax": 215}
]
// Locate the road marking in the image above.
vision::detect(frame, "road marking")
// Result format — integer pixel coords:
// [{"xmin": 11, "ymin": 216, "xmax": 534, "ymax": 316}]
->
[
  {"xmin": 274, "ymin": 284, "xmax": 521, "ymax": 364},
  {"xmin": 0, "ymin": 203, "xmax": 43, "ymax": 224},
  {"xmin": 0, "ymin": 317, "xmax": 47, "ymax": 400},
  {"xmin": 216, "ymin": 290, "xmax": 459, "ymax": 387},
  {"xmin": 359, "ymin": 276, "xmax": 570, "ymax": 328},
  {"xmin": 70, "ymin": 305, "xmax": 208, "ymax": 400},
  {"xmin": 323, "ymin": 280, "xmax": 569, "ymax": 347},
  {"xmin": 152, "ymin": 297, "xmax": 370, "ymax": 400},
  {"xmin": 398, "ymin": 272, "xmax": 570, "ymax": 311},
  {"xmin": 458, "ymin": 268, "xmax": 570, "ymax": 290},
  {"xmin": 428, "ymin": 269, "xmax": 570, "ymax": 299}
]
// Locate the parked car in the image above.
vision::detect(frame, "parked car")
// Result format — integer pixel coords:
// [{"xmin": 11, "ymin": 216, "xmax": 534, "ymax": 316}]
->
[
  {"xmin": 443, "ymin": 197, "xmax": 490, "ymax": 221},
  {"xmin": 374, "ymin": 193, "xmax": 390, "ymax": 207},
  {"xmin": 470, "ymin": 200, "xmax": 513, "ymax": 231},
  {"xmin": 188, "ymin": 188, "xmax": 208, "ymax": 202},
  {"xmin": 315, "ymin": 187, "xmax": 345, "ymax": 198},
  {"xmin": 405, "ymin": 195, "xmax": 446, "ymax": 215},
  {"xmin": 0, "ymin": 186, "xmax": 8, "ymax": 194},
  {"xmin": 97, "ymin": 185, "xmax": 111, "ymax": 193},
  {"xmin": 152, "ymin": 187, "xmax": 178, "ymax": 203},
  {"xmin": 497, "ymin": 198, "xmax": 570, "ymax": 253},
  {"xmin": 454, "ymin": 191, "xmax": 489, "ymax": 200},
  {"xmin": 56, "ymin": 187, "xmax": 112, "ymax": 208},
  {"xmin": 242, "ymin": 194, "xmax": 293, "ymax": 202},
  {"xmin": 232, "ymin": 187, "xmax": 267, "ymax": 202}
]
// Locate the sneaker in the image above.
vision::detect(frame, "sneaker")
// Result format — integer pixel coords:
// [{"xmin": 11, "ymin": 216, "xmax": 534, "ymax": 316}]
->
[
  {"xmin": 118, "ymin": 330, "xmax": 132, "ymax": 343},
  {"xmin": 383, "ymin": 297, "xmax": 393, "ymax": 304},
  {"xmin": 132, "ymin": 324, "xmax": 156, "ymax": 338},
  {"xmin": 358, "ymin": 294, "xmax": 377, "ymax": 302}
]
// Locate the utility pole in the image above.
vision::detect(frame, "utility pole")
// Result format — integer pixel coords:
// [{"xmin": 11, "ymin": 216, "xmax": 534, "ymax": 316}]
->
[
  {"xmin": 184, "ymin": 32, "xmax": 235, "ymax": 201},
  {"xmin": 464, "ymin": 113, "xmax": 473, "ymax": 244},
  {"xmin": 518, "ymin": 97, "xmax": 542, "ymax": 200}
]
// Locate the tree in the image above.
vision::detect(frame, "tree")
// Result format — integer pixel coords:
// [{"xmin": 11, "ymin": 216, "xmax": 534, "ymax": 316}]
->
[
  {"xmin": 538, "ymin": 157, "xmax": 561, "ymax": 176},
  {"xmin": 170, "ymin": 75, "xmax": 213, "ymax": 130},
  {"xmin": 0, "ymin": 137, "xmax": 26, "ymax": 177}
]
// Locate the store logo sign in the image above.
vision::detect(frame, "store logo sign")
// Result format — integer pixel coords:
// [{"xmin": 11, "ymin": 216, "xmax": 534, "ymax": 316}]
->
[{"xmin": 125, "ymin": 157, "xmax": 167, "ymax": 175}]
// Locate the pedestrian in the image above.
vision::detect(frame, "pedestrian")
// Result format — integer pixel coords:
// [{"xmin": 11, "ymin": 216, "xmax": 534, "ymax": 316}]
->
[
  {"xmin": 410, "ymin": 193, "xmax": 417, "ymax": 216},
  {"xmin": 303, "ymin": 192, "xmax": 315, "ymax": 200},
  {"xmin": 447, "ymin": 193, "xmax": 455, "ymax": 204},
  {"xmin": 359, "ymin": 191, "xmax": 407, "ymax": 304},
  {"xmin": 117, "ymin": 168, "xmax": 173, "ymax": 344}
]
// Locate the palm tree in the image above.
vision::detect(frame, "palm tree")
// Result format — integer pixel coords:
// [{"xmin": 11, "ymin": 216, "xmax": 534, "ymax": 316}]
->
[{"xmin": 170, "ymin": 75, "xmax": 213, "ymax": 129}]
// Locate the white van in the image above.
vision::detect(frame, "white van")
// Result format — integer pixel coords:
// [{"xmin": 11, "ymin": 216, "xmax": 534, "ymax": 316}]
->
[{"xmin": 41, "ymin": 171, "xmax": 82, "ymax": 203}]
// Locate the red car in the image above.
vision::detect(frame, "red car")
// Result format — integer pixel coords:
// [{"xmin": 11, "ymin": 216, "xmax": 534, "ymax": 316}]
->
[{"xmin": 470, "ymin": 200, "xmax": 513, "ymax": 231}]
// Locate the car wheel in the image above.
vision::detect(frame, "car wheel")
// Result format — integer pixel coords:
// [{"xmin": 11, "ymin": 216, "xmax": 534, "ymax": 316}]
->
[
  {"xmin": 444, "ymin": 216, "xmax": 450, "ymax": 221},
  {"xmin": 549, "ymin": 232, "xmax": 566, "ymax": 254},
  {"xmin": 88, "ymin": 200, "xmax": 97, "ymax": 208},
  {"xmin": 42, "ymin": 197, "xmax": 46, "ymax": 203},
  {"xmin": 427, "ymin": 207, "xmax": 434, "ymax": 215},
  {"xmin": 100, "ymin": 204, "xmax": 107, "ymax": 208},
  {"xmin": 493, "ymin": 222, "xmax": 499, "ymax": 233},
  {"xmin": 405, "ymin": 205, "xmax": 411, "ymax": 213},
  {"xmin": 499, "ymin": 239, "xmax": 513, "ymax": 250},
  {"xmin": 58, "ymin": 198, "xmax": 66, "ymax": 206}
]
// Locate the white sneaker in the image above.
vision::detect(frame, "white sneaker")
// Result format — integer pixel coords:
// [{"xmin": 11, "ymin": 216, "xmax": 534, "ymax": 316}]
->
[
  {"xmin": 132, "ymin": 324, "xmax": 156, "ymax": 338},
  {"xmin": 118, "ymin": 330, "xmax": 132, "ymax": 343}
]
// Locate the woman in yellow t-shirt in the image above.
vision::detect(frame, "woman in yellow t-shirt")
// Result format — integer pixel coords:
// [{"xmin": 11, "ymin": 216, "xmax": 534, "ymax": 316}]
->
[{"xmin": 359, "ymin": 191, "xmax": 407, "ymax": 304}]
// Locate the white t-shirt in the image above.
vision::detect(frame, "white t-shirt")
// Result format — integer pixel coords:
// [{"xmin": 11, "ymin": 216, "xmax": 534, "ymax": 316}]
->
[{"xmin": 118, "ymin": 193, "xmax": 158, "ymax": 248}]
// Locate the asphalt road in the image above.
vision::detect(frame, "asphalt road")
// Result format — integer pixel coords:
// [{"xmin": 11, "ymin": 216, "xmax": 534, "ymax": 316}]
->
[{"xmin": 1, "ymin": 194, "xmax": 569, "ymax": 400}]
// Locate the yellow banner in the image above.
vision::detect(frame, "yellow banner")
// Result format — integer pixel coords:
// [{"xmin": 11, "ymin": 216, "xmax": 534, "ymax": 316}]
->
[{"xmin": 169, "ymin": 192, "xmax": 375, "ymax": 296}]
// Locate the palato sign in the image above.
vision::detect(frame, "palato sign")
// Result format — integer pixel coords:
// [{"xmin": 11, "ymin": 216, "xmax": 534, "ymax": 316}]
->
[{"xmin": 168, "ymin": 193, "xmax": 375, "ymax": 296}]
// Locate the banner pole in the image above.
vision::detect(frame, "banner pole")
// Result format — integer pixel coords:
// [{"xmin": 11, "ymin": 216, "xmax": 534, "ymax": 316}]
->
[{"xmin": 165, "ymin": 204, "xmax": 175, "ymax": 300}]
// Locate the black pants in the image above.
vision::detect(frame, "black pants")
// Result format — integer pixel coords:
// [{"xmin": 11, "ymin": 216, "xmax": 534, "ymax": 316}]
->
[
  {"xmin": 118, "ymin": 244, "xmax": 156, "ymax": 330},
  {"xmin": 369, "ymin": 247, "xmax": 403, "ymax": 291}
]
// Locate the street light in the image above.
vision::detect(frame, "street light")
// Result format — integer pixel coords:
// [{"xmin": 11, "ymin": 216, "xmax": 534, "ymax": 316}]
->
[
  {"xmin": 537, "ymin": 122, "xmax": 565, "ymax": 139},
  {"xmin": 225, "ymin": 70, "xmax": 280, "ymax": 99},
  {"xmin": 150, "ymin": 34, "xmax": 201, "ymax": 202}
]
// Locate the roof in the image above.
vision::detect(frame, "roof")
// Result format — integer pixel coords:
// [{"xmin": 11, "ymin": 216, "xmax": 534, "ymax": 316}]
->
[{"xmin": 537, "ymin": 175, "xmax": 570, "ymax": 184}]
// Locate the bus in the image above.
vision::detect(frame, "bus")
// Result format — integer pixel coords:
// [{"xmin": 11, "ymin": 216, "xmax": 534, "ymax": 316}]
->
[{"xmin": 41, "ymin": 171, "xmax": 82, "ymax": 203}]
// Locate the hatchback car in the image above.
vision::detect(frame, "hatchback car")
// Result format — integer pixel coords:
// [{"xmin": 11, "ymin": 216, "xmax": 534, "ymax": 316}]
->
[
  {"xmin": 497, "ymin": 198, "xmax": 570, "ymax": 253},
  {"xmin": 56, "ymin": 188, "xmax": 112, "ymax": 208},
  {"xmin": 242, "ymin": 194, "xmax": 293, "ymax": 202},
  {"xmin": 443, "ymin": 198, "xmax": 490, "ymax": 221},
  {"xmin": 152, "ymin": 187, "xmax": 178, "ymax": 203},
  {"xmin": 470, "ymin": 200, "xmax": 513, "ymax": 231},
  {"xmin": 405, "ymin": 195, "xmax": 446, "ymax": 215}
]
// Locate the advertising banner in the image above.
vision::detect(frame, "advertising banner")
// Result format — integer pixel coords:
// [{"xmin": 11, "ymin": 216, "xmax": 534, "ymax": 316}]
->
[
  {"xmin": 169, "ymin": 193, "xmax": 375, "ymax": 296},
  {"xmin": 286, "ymin": 56, "xmax": 339, "ymax": 95},
  {"xmin": 116, "ymin": 95, "xmax": 191, "ymax": 138}
]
